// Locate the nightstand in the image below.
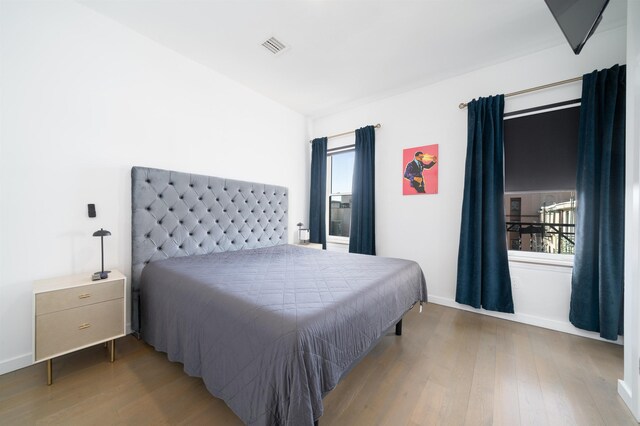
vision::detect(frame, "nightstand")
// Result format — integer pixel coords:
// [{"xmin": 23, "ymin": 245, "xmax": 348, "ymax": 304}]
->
[
  {"xmin": 33, "ymin": 270, "xmax": 127, "ymax": 385},
  {"xmin": 295, "ymin": 243, "xmax": 323, "ymax": 250}
]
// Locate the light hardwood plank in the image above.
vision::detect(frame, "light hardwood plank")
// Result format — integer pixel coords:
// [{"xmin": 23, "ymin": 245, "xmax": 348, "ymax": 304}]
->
[
  {"xmin": 464, "ymin": 317, "xmax": 497, "ymax": 426},
  {"xmin": 492, "ymin": 320, "xmax": 520, "ymax": 426},
  {"xmin": 514, "ymin": 327, "xmax": 549, "ymax": 426},
  {"xmin": 527, "ymin": 327, "xmax": 577, "ymax": 426}
]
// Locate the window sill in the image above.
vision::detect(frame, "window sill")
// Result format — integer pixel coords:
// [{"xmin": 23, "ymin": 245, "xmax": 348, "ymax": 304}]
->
[
  {"xmin": 327, "ymin": 236, "xmax": 349, "ymax": 245},
  {"xmin": 508, "ymin": 251, "xmax": 574, "ymax": 268},
  {"xmin": 326, "ymin": 242, "xmax": 349, "ymax": 253}
]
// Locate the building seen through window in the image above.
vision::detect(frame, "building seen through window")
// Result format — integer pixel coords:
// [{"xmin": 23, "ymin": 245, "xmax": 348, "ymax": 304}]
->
[{"xmin": 505, "ymin": 192, "xmax": 576, "ymax": 254}]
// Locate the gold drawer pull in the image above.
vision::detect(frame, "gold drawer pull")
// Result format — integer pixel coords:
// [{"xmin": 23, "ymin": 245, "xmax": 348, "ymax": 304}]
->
[
  {"xmin": 78, "ymin": 323, "xmax": 91, "ymax": 330},
  {"xmin": 78, "ymin": 293, "xmax": 91, "ymax": 299}
]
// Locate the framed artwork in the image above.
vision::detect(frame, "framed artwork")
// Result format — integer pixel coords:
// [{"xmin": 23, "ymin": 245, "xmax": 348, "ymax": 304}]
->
[{"xmin": 403, "ymin": 144, "xmax": 438, "ymax": 195}]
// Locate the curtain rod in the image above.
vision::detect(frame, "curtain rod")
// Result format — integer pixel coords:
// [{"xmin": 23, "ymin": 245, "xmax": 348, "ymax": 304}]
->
[
  {"xmin": 309, "ymin": 123, "xmax": 381, "ymax": 143},
  {"xmin": 458, "ymin": 76, "xmax": 583, "ymax": 109}
]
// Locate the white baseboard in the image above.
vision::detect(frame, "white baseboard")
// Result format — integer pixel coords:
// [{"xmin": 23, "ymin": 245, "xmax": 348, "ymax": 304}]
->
[
  {"xmin": 617, "ymin": 380, "xmax": 639, "ymax": 421},
  {"xmin": 0, "ymin": 352, "xmax": 33, "ymax": 375},
  {"xmin": 428, "ymin": 295, "xmax": 623, "ymax": 344}
]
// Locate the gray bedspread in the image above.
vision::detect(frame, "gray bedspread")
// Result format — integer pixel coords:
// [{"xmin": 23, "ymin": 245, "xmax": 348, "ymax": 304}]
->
[{"xmin": 140, "ymin": 244, "xmax": 427, "ymax": 425}]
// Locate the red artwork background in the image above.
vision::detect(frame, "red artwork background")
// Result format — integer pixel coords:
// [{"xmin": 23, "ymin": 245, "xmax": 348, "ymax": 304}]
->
[{"xmin": 402, "ymin": 144, "xmax": 439, "ymax": 195}]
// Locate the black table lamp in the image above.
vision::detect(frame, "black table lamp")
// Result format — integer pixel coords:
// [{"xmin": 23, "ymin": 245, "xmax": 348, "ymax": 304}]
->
[{"xmin": 92, "ymin": 228, "xmax": 111, "ymax": 280}]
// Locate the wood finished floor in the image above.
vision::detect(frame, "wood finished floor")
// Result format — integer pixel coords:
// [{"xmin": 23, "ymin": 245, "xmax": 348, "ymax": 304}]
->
[{"xmin": 0, "ymin": 304, "xmax": 635, "ymax": 425}]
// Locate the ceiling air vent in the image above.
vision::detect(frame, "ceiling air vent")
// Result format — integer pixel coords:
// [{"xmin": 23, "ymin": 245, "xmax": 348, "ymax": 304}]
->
[{"xmin": 261, "ymin": 37, "xmax": 288, "ymax": 55}]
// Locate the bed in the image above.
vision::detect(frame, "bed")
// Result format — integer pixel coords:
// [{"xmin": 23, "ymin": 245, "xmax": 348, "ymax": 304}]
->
[{"xmin": 131, "ymin": 166, "xmax": 427, "ymax": 425}]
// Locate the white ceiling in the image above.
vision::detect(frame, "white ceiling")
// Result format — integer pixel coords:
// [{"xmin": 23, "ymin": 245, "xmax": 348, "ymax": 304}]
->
[{"xmin": 82, "ymin": 0, "xmax": 627, "ymax": 117}]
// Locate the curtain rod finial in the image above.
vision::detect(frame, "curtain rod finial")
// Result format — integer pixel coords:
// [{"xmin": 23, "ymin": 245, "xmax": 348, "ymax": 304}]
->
[{"xmin": 459, "ymin": 103, "xmax": 467, "ymax": 109}]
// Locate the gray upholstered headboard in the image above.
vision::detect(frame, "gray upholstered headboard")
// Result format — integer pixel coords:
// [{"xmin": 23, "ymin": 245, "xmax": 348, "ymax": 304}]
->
[{"xmin": 131, "ymin": 166, "xmax": 288, "ymax": 331}]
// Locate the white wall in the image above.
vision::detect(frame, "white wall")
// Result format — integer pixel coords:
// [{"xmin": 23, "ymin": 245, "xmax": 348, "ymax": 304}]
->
[
  {"xmin": 312, "ymin": 27, "xmax": 627, "ymax": 340},
  {"xmin": 620, "ymin": 0, "xmax": 640, "ymax": 420},
  {"xmin": 0, "ymin": 1, "xmax": 308, "ymax": 374}
]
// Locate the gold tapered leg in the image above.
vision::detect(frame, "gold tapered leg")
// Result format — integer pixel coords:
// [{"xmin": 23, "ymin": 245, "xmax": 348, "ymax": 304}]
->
[
  {"xmin": 47, "ymin": 359, "xmax": 52, "ymax": 386},
  {"xmin": 110, "ymin": 339, "xmax": 115, "ymax": 363}
]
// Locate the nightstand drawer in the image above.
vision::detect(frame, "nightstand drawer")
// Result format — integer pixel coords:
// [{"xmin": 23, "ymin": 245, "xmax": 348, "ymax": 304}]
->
[
  {"xmin": 35, "ymin": 298, "xmax": 124, "ymax": 361},
  {"xmin": 36, "ymin": 279, "xmax": 123, "ymax": 315}
]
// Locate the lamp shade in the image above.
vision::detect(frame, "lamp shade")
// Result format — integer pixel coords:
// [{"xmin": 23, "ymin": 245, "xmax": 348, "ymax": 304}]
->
[{"xmin": 93, "ymin": 228, "xmax": 111, "ymax": 237}]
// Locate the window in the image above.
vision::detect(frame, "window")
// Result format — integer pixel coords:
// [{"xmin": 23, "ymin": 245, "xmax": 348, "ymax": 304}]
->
[
  {"xmin": 503, "ymin": 103, "xmax": 580, "ymax": 255},
  {"xmin": 505, "ymin": 192, "xmax": 576, "ymax": 254},
  {"xmin": 327, "ymin": 149, "xmax": 354, "ymax": 243}
]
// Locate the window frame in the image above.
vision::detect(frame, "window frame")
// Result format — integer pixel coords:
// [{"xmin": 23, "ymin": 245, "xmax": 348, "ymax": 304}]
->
[
  {"xmin": 326, "ymin": 147, "xmax": 354, "ymax": 245},
  {"xmin": 502, "ymin": 102, "xmax": 581, "ymax": 266}
]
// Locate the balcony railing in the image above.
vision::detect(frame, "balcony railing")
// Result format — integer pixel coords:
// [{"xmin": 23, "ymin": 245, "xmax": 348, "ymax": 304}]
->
[{"xmin": 506, "ymin": 221, "xmax": 575, "ymax": 254}]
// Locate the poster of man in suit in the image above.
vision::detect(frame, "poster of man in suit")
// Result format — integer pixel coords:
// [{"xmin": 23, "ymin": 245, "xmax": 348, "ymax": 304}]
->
[{"xmin": 403, "ymin": 144, "xmax": 438, "ymax": 195}]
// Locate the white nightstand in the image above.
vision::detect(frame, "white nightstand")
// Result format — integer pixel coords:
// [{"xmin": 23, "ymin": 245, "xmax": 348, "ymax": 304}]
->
[
  {"xmin": 33, "ymin": 270, "xmax": 127, "ymax": 385},
  {"xmin": 295, "ymin": 243, "xmax": 323, "ymax": 250}
]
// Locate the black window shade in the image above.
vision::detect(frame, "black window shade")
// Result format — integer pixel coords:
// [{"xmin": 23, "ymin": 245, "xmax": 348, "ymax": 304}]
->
[{"xmin": 504, "ymin": 105, "xmax": 580, "ymax": 193}]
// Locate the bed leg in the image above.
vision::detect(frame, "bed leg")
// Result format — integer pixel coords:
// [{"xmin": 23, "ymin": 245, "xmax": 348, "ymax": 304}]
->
[{"xmin": 395, "ymin": 319, "xmax": 403, "ymax": 336}]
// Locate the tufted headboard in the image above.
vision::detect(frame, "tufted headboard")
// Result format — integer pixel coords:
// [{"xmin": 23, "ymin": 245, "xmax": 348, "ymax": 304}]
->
[{"xmin": 131, "ymin": 166, "xmax": 288, "ymax": 331}]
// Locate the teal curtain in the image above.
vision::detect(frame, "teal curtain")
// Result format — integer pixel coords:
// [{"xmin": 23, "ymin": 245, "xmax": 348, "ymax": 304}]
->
[
  {"xmin": 349, "ymin": 126, "xmax": 376, "ymax": 255},
  {"xmin": 309, "ymin": 137, "xmax": 327, "ymax": 249},
  {"xmin": 570, "ymin": 64, "xmax": 626, "ymax": 340},
  {"xmin": 456, "ymin": 95, "xmax": 514, "ymax": 313}
]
